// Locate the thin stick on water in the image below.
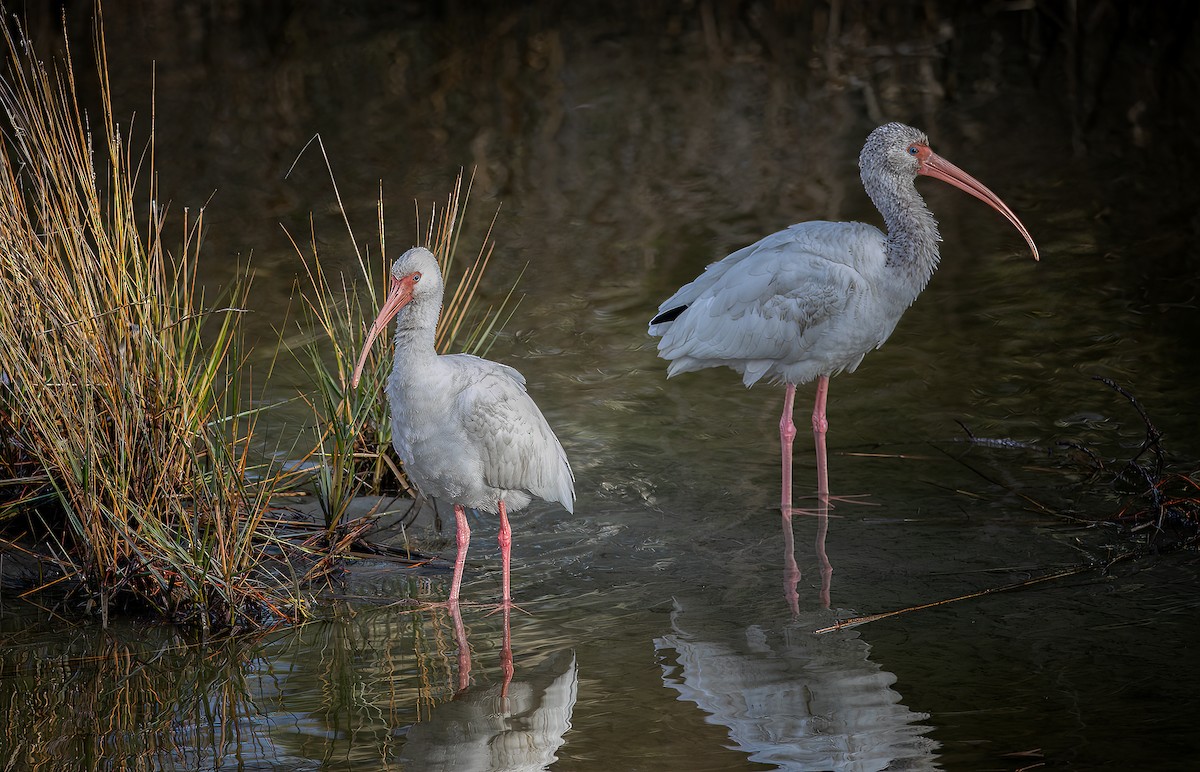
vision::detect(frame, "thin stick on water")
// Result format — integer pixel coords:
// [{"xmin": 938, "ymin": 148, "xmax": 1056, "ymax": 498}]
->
[{"xmin": 813, "ymin": 564, "xmax": 1091, "ymax": 634}]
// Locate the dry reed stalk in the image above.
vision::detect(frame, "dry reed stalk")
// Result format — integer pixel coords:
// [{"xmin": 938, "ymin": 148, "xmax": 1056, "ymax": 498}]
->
[
  {"xmin": 0, "ymin": 11, "xmax": 304, "ymax": 629},
  {"xmin": 812, "ymin": 564, "xmax": 1093, "ymax": 635}
]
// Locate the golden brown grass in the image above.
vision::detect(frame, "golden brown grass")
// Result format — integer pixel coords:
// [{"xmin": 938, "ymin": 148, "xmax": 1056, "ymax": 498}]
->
[
  {"xmin": 0, "ymin": 10, "xmax": 519, "ymax": 629},
  {"xmin": 0, "ymin": 13, "xmax": 305, "ymax": 630}
]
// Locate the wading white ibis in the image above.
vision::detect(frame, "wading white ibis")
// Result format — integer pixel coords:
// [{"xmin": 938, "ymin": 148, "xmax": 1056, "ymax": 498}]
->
[
  {"xmin": 648, "ymin": 122, "xmax": 1038, "ymax": 521},
  {"xmin": 352, "ymin": 247, "xmax": 575, "ymax": 609}
]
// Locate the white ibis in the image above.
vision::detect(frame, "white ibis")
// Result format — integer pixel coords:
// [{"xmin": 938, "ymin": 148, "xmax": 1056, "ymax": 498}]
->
[
  {"xmin": 649, "ymin": 123, "xmax": 1038, "ymax": 520},
  {"xmin": 351, "ymin": 247, "xmax": 575, "ymax": 609}
]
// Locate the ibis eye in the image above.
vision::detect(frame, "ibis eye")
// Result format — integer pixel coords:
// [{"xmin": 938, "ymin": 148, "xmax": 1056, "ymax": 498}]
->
[
  {"xmin": 907, "ymin": 145, "xmax": 919, "ymax": 156},
  {"xmin": 412, "ymin": 272, "xmax": 422, "ymax": 283}
]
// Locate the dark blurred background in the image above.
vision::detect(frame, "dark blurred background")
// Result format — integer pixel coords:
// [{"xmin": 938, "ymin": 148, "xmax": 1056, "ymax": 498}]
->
[
  {"xmin": 5, "ymin": 6, "xmax": 1200, "ymax": 769},
  {"xmin": 13, "ymin": 1, "xmax": 1199, "ymax": 286},
  {"xmin": 7, "ymin": 0, "xmax": 1200, "ymax": 416}
]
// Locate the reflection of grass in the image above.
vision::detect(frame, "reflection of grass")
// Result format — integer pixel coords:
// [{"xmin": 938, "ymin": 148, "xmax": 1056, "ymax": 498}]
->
[
  {"xmin": 259, "ymin": 607, "xmax": 466, "ymax": 760},
  {"xmin": 0, "ymin": 621, "xmax": 268, "ymax": 769},
  {"xmin": 0, "ymin": 15, "xmax": 304, "ymax": 628},
  {"xmin": 289, "ymin": 164, "xmax": 521, "ymax": 533},
  {"xmin": 0, "ymin": 603, "xmax": 493, "ymax": 767}
]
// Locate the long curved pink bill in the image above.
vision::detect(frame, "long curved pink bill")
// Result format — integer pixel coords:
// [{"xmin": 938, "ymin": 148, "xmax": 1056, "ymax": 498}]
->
[
  {"xmin": 350, "ymin": 277, "xmax": 411, "ymax": 388},
  {"xmin": 921, "ymin": 152, "xmax": 1040, "ymax": 262}
]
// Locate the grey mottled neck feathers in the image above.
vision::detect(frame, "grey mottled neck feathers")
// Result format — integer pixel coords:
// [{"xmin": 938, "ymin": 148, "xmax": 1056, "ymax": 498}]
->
[{"xmin": 861, "ymin": 157, "xmax": 942, "ymax": 296}]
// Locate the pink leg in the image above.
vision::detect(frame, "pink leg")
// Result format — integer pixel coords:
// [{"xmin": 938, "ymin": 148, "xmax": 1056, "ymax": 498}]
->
[
  {"xmin": 449, "ymin": 504, "xmax": 471, "ymax": 606},
  {"xmin": 498, "ymin": 500, "xmax": 513, "ymax": 608},
  {"xmin": 812, "ymin": 375, "xmax": 830, "ymax": 503},
  {"xmin": 779, "ymin": 383, "xmax": 798, "ymax": 515}
]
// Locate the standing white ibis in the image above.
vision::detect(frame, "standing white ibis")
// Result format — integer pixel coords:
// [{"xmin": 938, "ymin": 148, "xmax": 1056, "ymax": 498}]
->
[
  {"xmin": 649, "ymin": 122, "xmax": 1038, "ymax": 521},
  {"xmin": 351, "ymin": 247, "xmax": 574, "ymax": 609}
]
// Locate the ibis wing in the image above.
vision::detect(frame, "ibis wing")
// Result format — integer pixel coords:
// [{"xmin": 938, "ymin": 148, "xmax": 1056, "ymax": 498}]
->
[
  {"xmin": 654, "ymin": 243, "xmax": 864, "ymax": 367},
  {"xmin": 455, "ymin": 362, "xmax": 575, "ymax": 512}
]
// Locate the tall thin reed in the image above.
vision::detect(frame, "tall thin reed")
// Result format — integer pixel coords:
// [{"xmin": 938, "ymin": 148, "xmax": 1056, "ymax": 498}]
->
[{"xmin": 0, "ymin": 14, "xmax": 302, "ymax": 628}]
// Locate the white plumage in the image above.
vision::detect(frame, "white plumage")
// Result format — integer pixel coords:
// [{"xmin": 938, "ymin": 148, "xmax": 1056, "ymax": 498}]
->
[
  {"xmin": 352, "ymin": 247, "xmax": 574, "ymax": 607},
  {"xmin": 386, "ymin": 340, "xmax": 574, "ymax": 516},
  {"xmin": 649, "ymin": 123, "xmax": 1038, "ymax": 518},
  {"xmin": 650, "ymin": 221, "xmax": 898, "ymax": 387}
]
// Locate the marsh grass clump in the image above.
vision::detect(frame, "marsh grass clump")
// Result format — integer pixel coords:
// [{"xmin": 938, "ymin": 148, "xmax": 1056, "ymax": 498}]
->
[
  {"xmin": 289, "ymin": 162, "xmax": 521, "ymax": 533},
  {"xmin": 0, "ymin": 17, "xmax": 305, "ymax": 629}
]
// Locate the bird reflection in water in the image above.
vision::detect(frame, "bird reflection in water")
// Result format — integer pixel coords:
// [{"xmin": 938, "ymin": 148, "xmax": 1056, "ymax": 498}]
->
[
  {"xmin": 655, "ymin": 596, "xmax": 939, "ymax": 772},
  {"xmin": 446, "ymin": 603, "xmax": 515, "ymax": 698},
  {"xmin": 782, "ymin": 485, "xmax": 834, "ymax": 617},
  {"xmin": 403, "ymin": 603, "xmax": 579, "ymax": 771}
]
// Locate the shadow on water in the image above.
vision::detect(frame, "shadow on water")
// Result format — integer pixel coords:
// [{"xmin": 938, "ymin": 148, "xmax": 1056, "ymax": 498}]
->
[{"xmin": 4, "ymin": 1, "xmax": 1200, "ymax": 769}]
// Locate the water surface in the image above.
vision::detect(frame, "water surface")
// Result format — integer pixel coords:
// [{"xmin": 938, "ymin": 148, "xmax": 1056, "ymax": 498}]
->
[{"xmin": 3, "ymin": 3, "xmax": 1200, "ymax": 769}]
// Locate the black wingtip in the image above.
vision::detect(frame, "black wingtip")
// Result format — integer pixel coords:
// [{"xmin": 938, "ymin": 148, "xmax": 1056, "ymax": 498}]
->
[{"xmin": 650, "ymin": 305, "xmax": 687, "ymax": 325}]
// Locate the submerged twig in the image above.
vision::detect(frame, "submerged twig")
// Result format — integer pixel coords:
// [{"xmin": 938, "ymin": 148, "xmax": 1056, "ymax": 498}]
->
[
  {"xmin": 1092, "ymin": 375, "xmax": 1164, "ymax": 476},
  {"xmin": 813, "ymin": 564, "xmax": 1092, "ymax": 634},
  {"xmin": 949, "ymin": 378, "xmax": 1198, "ymax": 546}
]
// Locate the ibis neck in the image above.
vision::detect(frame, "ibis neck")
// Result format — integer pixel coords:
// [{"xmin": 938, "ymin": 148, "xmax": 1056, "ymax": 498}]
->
[
  {"xmin": 390, "ymin": 296, "xmax": 442, "ymax": 371},
  {"xmin": 868, "ymin": 174, "xmax": 942, "ymax": 293}
]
